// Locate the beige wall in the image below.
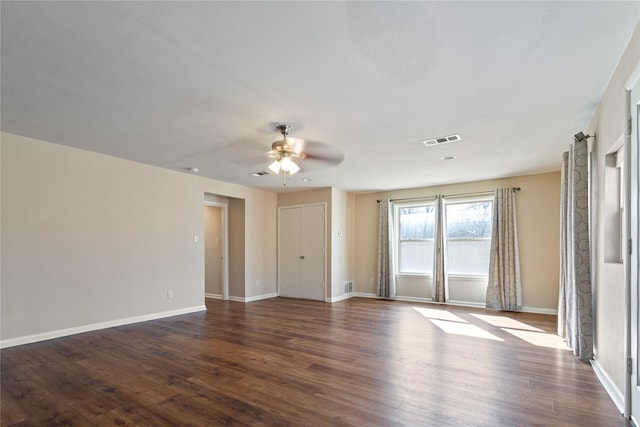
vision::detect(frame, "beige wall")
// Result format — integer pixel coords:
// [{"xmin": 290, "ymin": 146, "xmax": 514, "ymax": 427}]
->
[
  {"xmin": 278, "ymin": 187, "xmax": 332, "ymax": 208},
  {"xmin": 228, "ymin": 198, "xmax": 246, "ymax": 298},
  {"xmin": 588, "ymin": 23, "xmax": 640, "ymax": 394},
  {"xmin": 244, "ymin": 190, "xmax": 277, "ymax": 299},
  {"xmin": 0, "ymin": 132, "xmax": 277, "ymax": 345},
  {"xmin": 354, "ymin": 171, "xmax": 561, "ymax": 312},
  {"xmin": 330, "ymin": 188, "xmax": 356, "ymax": 300}
]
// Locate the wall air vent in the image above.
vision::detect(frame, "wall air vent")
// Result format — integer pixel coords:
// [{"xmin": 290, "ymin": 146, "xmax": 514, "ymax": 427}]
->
[
  {"xmin": 422, "ymin": 134, "xmax": 461, "ymax": 147},
  {"xmin": 344, "ymin": 281, "xmax": 353, "ymax": 294}
]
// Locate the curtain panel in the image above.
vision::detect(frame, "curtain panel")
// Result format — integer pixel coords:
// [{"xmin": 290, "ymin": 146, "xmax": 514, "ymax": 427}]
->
[
  {"xmin": 433, "ymin": 195, "xmax": 448, "ymax": 302},
  {"xmin": 377, "ymin": 198, "xmax": 396, "ymax": 298},
  {"xmin": 486, "ymin": 187, "xmax": 522, "ymax": 311},
  {"xmin": 558, "ymin": 140, "xmax": 593, "ymax": 361}
]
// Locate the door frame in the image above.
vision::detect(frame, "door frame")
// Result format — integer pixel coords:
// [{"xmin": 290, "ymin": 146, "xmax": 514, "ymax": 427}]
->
[
  {"xmin": 624, "ymin": 61, "xmax": 640, "ymax": 422},
  {"xmin": 204, "ymin": 201, "xmax": 229, "ymax": 301},
  {"xmin": 277, "ymin": 202, "xmax": 327, "ymax": 301}
]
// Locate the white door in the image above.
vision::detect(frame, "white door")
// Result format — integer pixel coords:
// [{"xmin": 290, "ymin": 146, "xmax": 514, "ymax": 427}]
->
[
  {"xmin": 300, "ymin": 204, "xmax": 326, "ymax": 300},
  {"xmin": 278, "ymin": 204, "xmax": 325, "ymax": 301},
  {"xmin": 629, "ymin": 75, "xmax": 640, "ymax": 423},
  {"xmin": 278, "ymin": 207, "xmax": 302, "ymax": 299}
]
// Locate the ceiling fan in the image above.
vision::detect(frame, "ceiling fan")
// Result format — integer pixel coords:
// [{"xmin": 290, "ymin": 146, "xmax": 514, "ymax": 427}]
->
[
  {"xmin": 218, "ymin": 124, "xmax": 345, "ymax": 186},
  {"xmin": 265, "ymin": 124, "xmax": 344, "ymax": 185},
  {"xmin": 268, "ymin": 124, "xmax": 302, "ymax": 176}
]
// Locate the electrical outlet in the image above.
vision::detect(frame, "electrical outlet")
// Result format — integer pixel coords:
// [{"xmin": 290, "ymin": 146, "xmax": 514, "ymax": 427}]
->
[{"xmin": 167, "ymin": 290, "xmax": 173, "ymax": 299}]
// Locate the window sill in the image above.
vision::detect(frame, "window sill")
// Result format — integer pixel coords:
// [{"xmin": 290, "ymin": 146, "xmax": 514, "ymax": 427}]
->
[
  {"xmin": 448, "ymin": 274, "xmax": 488, "ymax": 279},
  {"xmin": 396, "ymin": 273, "xmax": 433, "ymax": 278}
]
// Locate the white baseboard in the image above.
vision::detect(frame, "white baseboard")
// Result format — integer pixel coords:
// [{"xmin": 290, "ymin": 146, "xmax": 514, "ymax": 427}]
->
[
  {"xmin": 350, "ymin": 293, "xmax": 556, "ymax": 314},
  {"xmin": 591, "ymin": 359, "xmax": 625, "ymax": 415},
  {"xmin": 521, "ymin": 306, "xmax": 558, "ymax": 315},
  {"xmin": 246, "ymin": 292, "xmax": 278, "ymax": 302},
  {"xmin": 353, "ymin": 292, "xmax": 378, "ymax": 299},
  {"xmin": 229, "ymin": 292, "xmax": 278, "ymax": 303},
  {"xmin": 0, "ymin": 305, "xmax": 207, "ymax": 349},
  {"xmin": 326, "ymin": 293, "xmax": 354, "ymax": 303},
  {"xmin": 205, "ymin": 293, "xmax": 223, "ymax": 299},
  {"xmin": 394, "ymin": 295, "xmax": 435, "ymax": 304}
]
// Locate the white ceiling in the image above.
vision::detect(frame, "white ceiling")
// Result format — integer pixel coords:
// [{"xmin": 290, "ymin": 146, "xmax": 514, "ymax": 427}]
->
[{"xmin": 2, "ymin": 1, "xmax": 638, "ymax": 193}]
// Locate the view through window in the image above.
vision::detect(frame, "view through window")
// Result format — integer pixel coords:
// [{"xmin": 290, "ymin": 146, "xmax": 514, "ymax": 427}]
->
[
  {"xmin": 445, "ymin": 200, "xmax": 493, "ymax": 276},
  {"xmin": 397, "ymin": 204, "xmax": 435, "ymax": 274}
]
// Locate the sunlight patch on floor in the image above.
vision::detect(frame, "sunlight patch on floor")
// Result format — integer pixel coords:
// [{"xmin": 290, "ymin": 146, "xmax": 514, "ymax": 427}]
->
[
  {"xmin": 429, "ymin": 319, "xmax": 503, "ymax": 341},
  {"xmin": 470, "ymin": 313, "xmax": 544, "ymax": 332},
  {"xmin": 501, "ymin": 328, "xmax": 569, "ymax": 350},
  {"xmin": 413, "ymin": 307, "xmax": 467, "ymax": 323}
]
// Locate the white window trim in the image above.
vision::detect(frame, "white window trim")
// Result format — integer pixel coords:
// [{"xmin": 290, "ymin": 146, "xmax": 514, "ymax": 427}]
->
[{"xmin": 394, "ymin": 199, "xmax": 436, "ymax": 276}]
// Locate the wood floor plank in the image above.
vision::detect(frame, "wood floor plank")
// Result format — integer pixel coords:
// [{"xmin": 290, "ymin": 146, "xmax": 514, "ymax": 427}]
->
[{"xmin": 1, "ymin": 297, "xmax": 629, "ymax": 426}]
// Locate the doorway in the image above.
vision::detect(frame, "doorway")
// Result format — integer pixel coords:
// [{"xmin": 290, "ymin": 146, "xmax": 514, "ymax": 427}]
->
[
  {"xmin": 626, "ymin": 68, "xmax": 640, "ymax": 423},
  {"xmin": 204, "ymin": 202, "xmax": 229, "ymax": 300}
]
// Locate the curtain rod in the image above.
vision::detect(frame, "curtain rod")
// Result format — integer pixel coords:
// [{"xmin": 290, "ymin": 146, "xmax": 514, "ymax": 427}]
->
[{"xmin": 376, "ymin": 187, "xmax": 521, "ymax": 203}]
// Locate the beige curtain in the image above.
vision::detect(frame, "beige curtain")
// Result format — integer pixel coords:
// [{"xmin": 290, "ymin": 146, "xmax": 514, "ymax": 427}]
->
[
  {"xmin": 486, "ymin": 188, "xmax": 522, "ymax": 311},
  {"xmin": 558, "ymin": 140, "xmax": 593, "ymax": 361},
  {"xmin": 377, "ymin": 198, "xmax": 396, "ymax": 298},
  {"xmin": 433, "ymin": 195, "xmax": 448, "ymax": 302}
]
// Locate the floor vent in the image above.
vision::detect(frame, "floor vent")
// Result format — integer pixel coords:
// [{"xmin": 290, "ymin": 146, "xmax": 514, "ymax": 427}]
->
[{"xmin": 344, "ymin": 281, "xmax": 353, "ymax": 294}]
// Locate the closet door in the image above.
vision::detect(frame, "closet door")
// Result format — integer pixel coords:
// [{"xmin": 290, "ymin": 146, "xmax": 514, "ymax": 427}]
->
[
  {"xmin": 278, "ymin": 207, "xmax": 302, "ymax": 299},
  {"xmin": 278, "ymin": 204, "xmax": 325, "ymax": 301}
]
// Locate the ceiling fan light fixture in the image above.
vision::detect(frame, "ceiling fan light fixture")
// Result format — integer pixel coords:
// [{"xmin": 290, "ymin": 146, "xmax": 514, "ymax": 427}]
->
[
  {"xmin": 280, "ymin": 156, "xmax": 300, "ymax": 174},
  {"xmin": 269, "ymin": 160, "xmax": 281, "ymax": 174}
]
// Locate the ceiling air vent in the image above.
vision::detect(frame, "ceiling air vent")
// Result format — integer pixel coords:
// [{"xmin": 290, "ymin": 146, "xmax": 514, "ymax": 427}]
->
[
  {"xmin": 422, "ymin": 134, "xmax": 461, "ymax": 147},
  {"xmin": 250, "ymin": 171, "xmax": 271, "ymax": 176}
]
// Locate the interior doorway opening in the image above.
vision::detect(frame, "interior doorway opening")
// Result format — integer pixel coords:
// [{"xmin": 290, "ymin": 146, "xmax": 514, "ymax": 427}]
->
[{"xmin": 204, "ymin": 198, "xmax": 229, "ymax": 301}]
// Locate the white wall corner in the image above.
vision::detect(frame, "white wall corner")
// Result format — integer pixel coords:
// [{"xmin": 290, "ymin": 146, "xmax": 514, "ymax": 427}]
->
[
  {"xmin": 243, "ymin": 292, "xmax": 278, "ymax": 303},
  {"xmin": 591, "ymin": 358, "xmax": 625, "ymax": 415},
  {"xmin": 326, "ymin": 293, "xmax": 354, "ymax": 303}
]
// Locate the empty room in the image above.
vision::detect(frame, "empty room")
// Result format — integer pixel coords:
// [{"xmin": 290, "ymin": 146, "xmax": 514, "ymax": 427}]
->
[{"xmin": 2, "ymin": 1, "xmax": 640, "ymax": 426}]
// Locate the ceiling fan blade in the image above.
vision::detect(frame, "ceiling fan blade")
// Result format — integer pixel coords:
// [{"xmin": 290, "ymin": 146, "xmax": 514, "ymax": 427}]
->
[
  {"xmin": 218, "ymin": 130, "xmax": 344, "ymax": 174},
  {"xmin": 219, "ymin": 138, "xmax": 273, "ymax": 169},
  {"xmin": 297, "ymin": 140, "xmax": 345, "ymax": 168}
]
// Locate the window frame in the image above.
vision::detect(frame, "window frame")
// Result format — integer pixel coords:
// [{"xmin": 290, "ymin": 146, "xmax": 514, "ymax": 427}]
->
[
  {"xmin": 443, "ymin": 195, "xmax": 494, "ymax": 279},
  {"xmin": 394, "ymin": 199, "xmax": 436, "ymax": 277}
]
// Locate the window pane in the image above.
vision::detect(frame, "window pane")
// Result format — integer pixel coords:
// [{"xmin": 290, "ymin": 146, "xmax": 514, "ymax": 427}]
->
[
  {"xmin": 446, "ymin": 201, "xmax": 492, "ymax": 238},
  {"xmin": 399, "ymin": 205, "xmax": 435, "ymax": 240},
  {"xmin": 447, "ymin": 239, "xmax": 491, "ymax": 275},
  {"xmin": 399, "ymin": 241, "xmax": 434, "ymax": 274},
  {"xmin": 446, "ymin": 201, "xmax": 493, "ymax": 275}
]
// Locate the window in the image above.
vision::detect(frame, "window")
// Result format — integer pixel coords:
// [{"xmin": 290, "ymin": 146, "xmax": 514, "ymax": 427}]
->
[
  {"xmin": 395, "ymin": 198, "xmax": 493, "ymax": 277},
  {"xmin": 445, "ymin": 200, "xmax": 493, "ymax": 276},
  {"xmin": 397, "ymin": 203, "xmax": 435, "ymax": 274}
]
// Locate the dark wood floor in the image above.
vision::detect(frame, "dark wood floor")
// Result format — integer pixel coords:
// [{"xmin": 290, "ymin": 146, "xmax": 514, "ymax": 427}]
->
[{"xmin": 1, "ymin": 297, "xmax": 628, "ymax": 426}]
